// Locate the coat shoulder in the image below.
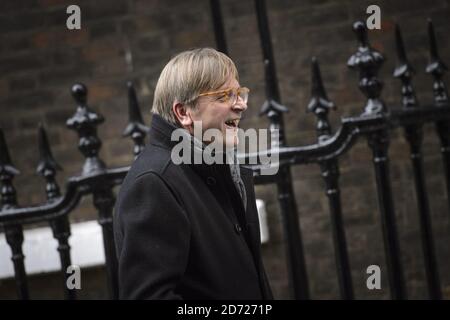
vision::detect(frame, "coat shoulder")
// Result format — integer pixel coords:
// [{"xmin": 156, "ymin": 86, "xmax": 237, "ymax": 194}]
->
[
  {"xmin": 115, "ymin": 143, "xmax": 186, "ymax": 221},
  {"xmin": 126, "ymin": 143, "xmax": 173, "ymax": 181}
]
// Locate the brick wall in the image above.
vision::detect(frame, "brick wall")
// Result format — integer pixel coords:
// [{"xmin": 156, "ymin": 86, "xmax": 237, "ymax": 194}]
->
[{"xmin": 0, "ymin": 0, "xmax": 449, "ymax": 299}]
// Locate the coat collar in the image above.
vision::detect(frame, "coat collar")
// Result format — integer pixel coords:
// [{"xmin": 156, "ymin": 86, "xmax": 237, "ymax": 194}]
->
[
  {"xmin": 149, "ymin": 115, "xmax": 226, "ymax": 179},
  {"xmin": 148, "ymin": 114, "xmax": 250, "ymax": 174},
  {"xmin": 148, "ymin": 114, "xmax": 180, "ymax": 150},
  {"xmin": 148, "ymin": 113, "xmax": 252, "ymax": 211}
]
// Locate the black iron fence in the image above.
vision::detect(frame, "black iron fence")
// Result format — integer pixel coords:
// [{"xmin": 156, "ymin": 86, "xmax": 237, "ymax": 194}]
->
[{"xmin": 0, "ymin": 0, "xmax": 449, "ymax": 300}]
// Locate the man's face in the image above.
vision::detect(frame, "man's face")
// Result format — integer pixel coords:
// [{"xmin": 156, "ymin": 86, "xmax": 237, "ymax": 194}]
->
[{"xmin": 188, "ymin": 76, "xmax": 247, "ymax": 148}]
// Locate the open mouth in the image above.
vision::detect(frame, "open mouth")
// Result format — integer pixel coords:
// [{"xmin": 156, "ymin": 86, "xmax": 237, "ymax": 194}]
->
[{"xmin": 224, "ymin": 119, "xmax": 239, "ymax": 129}]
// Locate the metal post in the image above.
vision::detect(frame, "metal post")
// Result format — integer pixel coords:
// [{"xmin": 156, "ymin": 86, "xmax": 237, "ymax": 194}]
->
[
  {"xmin": 426, "ymin": 20, "xmax": 450, "ymax": 213},
  {"xmin": 209, "ymin": 0, "xmax": 228, "ymax": 55},
  {"xmin": 348, "ymin": 21, "xmax": 406, "ymax": 299},
  {"xmin": 93, "ymin": 187, "xmax": 119, "ymax": 299},
  {"xmin": 308, "ymin": 57, "xmax": 354, "ymax": 299},
  {"xmin": 0, "ymin": 129, "xmax": 29, "ymax": 299},
  {"xmin": 67, "ymin": 83, "xmax": 118, "ymax": 299},
  {"xmin": 394, "ymin": 24, "xmax": 441, "ymax": 299},
  {"xmin": 254, "ymin": 0, "xmax": 309, "ymax": 299},
  {"xmin": 37, "ymin": 124, "xmax": 76, "ymax": 300}
]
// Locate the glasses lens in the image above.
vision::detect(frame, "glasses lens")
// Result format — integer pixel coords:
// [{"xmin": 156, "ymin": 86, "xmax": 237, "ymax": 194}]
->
[
  {"xmin": 227, "ymin": 89, "xmax": 238, "ymax": 105},
  {"xmin": 238, "ymin": 88, "xmax": 248, "ymax": 104}
]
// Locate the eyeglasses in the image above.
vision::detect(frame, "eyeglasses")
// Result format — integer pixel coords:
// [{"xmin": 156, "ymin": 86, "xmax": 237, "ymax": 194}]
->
[{"xmin": 198, "ymin": 87, "xmax": 250, "ymax": 106}]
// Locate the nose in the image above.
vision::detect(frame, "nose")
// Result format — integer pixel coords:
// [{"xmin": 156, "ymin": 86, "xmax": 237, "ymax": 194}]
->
[{"xmin": 232, "ymin": 96, "xmax": 247, "ymax": 112}]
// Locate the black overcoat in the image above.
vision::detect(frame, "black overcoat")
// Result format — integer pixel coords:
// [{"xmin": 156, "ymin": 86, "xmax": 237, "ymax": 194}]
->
[{"xmin": 114, "ymin": 114, "xmax": 273, "ymax": 300}]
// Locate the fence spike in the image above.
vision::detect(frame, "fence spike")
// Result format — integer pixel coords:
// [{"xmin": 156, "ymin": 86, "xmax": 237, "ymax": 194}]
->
[
  {"xmin": 128, "ymin": 81, "xmax": 143, "ymax": 124},
  {"xmin": 0, "ymin": 129, "xmax": 19, "ymax": 176},
  {"xmin": 259, "ymin": 59, "xmax": 289, "ymax": 119},
  {"xmin": 393, "ymin": 23, "xmax": 418, "ymax": 108},
  {"xmin": 428, "ymin": 19, "xmax": 441, "ymax": 64},
  {"xmin": 37, "ymin": 123, "xmax": 62, "ymax": 175},
  {"xmin": 122, "ymin": 81, "xmax": 149, "ymax": 158},
  {"xmin": 259, "ymin": 98, "xmax": 289, "ymax": 119},
  {"xmin": 347, "ymin": 21, "xmax": 386, "ymax": 115},
  {"xmin": 307, "ymin": 57, "xmax": 336, "ymax": 143},
  {"xmin": 0, "ymin": 128, "xmax": 19, "ymax": 208},
  {"xmin": 425, "ymin": 19, "xmax": 449, "ymax": 106},
  {"xmin": 66, "ymin": 83, "xmax": 106, "ymax": 175},
  {"xmin": 71, "ymin": 83, "xmax": 88, "ymax": 106},
  {"xmin": 36, "ymin": 123, "xmax": 62, "ymax": 200},
  {"xmin": 394, "ymin": 24, "xmax": 408, "ymax": 68}
]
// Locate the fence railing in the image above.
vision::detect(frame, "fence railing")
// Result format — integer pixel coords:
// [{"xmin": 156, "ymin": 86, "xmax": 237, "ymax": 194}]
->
[{"xmin": 0, "ymin": 0, "xmax": 449, "ymax": 300}]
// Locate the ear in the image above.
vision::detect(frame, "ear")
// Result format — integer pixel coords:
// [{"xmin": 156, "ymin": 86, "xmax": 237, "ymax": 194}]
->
[{"xmin": 172, "ymin": 102, "xmax": 193, "ymax": 129}]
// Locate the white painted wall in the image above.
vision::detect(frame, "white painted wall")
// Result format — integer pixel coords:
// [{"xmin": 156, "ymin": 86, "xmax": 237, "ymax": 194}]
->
[
  {"xmin": 0, "ymin": 220, "xmax": 105, "ymax": 280},
  {"xmin": 0, "ymin": 199, "xmax": 270, "ymax": 279}
]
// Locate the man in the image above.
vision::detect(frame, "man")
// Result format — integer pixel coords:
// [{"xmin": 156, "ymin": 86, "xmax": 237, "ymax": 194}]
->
[{"xmin": 114, "ymin": 48, "xmax": 273, "ymax": 300}]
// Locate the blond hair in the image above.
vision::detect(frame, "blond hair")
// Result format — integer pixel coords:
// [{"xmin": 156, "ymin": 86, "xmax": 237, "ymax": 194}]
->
[{"xmin": 151, "ymin": 48, "xmax": 239, "ymax": 125}]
